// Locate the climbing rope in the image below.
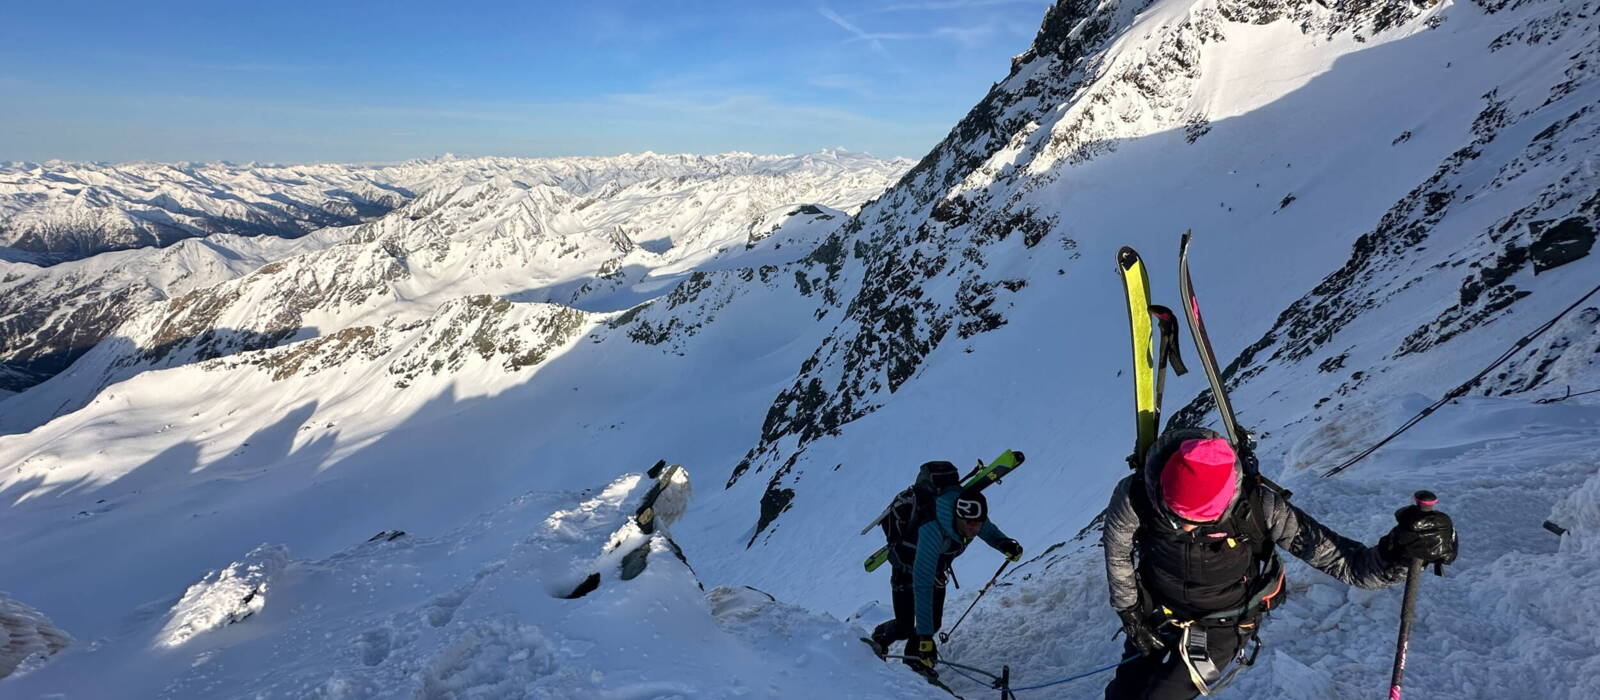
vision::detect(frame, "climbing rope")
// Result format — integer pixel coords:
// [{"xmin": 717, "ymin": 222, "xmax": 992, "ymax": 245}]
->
[
  {"xmin": 1322, "ymin": 279, "xmax": 1600, "ymax": 477},
  {"xmin": 885, "ymin": 655, "xmax": 1000, "ymax": 681},
  {"xmin": 886, "ymin": 653, "xmax": 1143, "ymax": 695},
  {"xmin": 1006, "ymin": 653, "xmax": 1142, "ymax": 691},
  {"xmin": 943, "ymin": 662, "xmax": 999, "ymax": 689}
]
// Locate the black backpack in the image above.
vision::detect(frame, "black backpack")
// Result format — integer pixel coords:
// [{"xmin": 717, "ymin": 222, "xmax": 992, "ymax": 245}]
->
[
  {"xmin": 882, "ymin": 461, "xmax": 961, "ymax": 557},
  {"xmin": 1130, "ymin": 459, "xmax": 1291, "ymax": 620}
]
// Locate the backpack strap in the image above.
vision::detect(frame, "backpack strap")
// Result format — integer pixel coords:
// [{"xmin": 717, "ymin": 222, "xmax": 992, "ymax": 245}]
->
[
  {"xmin": 1246, "ymin": 473, "xmax": 1294, "ymax": 557},
  {"xmin": 1235, "ymin": 442, "xmax": 1287, "ymax": 559},
  {"xmin": 1249, "ymin": 477, "xmax": 1272, "ymax": 560}
]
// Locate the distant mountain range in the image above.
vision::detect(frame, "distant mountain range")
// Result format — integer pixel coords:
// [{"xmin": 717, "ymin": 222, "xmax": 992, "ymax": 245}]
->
[{"xmin": 0, "ymin": 150, "xmax": 910, "ymax": 393}]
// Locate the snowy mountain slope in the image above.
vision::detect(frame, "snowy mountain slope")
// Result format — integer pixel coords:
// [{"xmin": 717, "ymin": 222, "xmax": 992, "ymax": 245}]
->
[
  {"xmin": 2, "ymin": 0, "xmax": 1599, "ymax": 697},
  {"xmin": 0, "ymin": 151, "xmax": 905, "ymax": 396},
  {"xmin": 1168, "ymin": 3, "xmax": 1600, "ymax": 431},
  {"xmin": 715, "ymin": 0, "xmax": 1600, "ymax": 587},
  {"xmin": 692, "ymin": 3, "xmax": 1598, "ymax": 696},
  {"xmin": 0, "ymin": 223, "xmax": 843, "ymax": 648}
]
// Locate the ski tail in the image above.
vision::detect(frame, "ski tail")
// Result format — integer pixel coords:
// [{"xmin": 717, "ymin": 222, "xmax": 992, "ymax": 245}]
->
[
  {"xmin": 960, "ymin": 449, "xmax": 1024, "ymax": 496},
  {"xmin": 1177, "ymin": 231, "xmax": 1244, "ymax": 449},
  {"xmin": 860, "ymin": 503, "xmax": 895, "ymax": 536}
]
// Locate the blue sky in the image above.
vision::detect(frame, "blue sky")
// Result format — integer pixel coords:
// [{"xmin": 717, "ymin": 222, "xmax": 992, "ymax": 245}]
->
[{"xmin": 0, "ymin": 1, "xmax": 1054, "ymax": 163}]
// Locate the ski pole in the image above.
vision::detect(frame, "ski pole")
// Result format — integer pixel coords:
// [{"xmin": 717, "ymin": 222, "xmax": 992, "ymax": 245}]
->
[
  {"xmin": 1388, "ymin": 490, "xmax": 1437, "ymax": 700},
  {"xmin": 940, "ymin": 560, "xmax": 1009, "ymax": 643}
]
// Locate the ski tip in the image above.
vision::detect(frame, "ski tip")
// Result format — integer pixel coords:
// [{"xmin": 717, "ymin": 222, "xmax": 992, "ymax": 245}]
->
[
  {"xmin": 1011, "ymin": 450, "xmax": 1025, "ymax": 464},
  {"xmin": 1117, "ymin": 247, "xmax": 1140, "ymax": 270}
]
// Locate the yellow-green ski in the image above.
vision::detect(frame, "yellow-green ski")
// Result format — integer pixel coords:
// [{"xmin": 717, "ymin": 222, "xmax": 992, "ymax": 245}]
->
[{"xmin": 1118, "ymin": 247, "xmax": 1158, "ymax": 467}]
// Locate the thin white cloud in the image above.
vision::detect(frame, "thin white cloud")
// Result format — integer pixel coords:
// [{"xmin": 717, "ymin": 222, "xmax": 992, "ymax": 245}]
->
[
  {"xmin": 818, "ymin": 7, "xmax": 894, "ymax": 60},
  {"xmin": 820, "ymin": 6, "xmax": 1011, "ymax": 53}
]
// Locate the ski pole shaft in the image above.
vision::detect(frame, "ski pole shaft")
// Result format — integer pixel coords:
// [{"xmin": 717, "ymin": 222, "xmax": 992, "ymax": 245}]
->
[
  {"xmin": 1388, "ymin": 490, "xmax": 1436, "ymax": 700},
  {"xmin": 940, "ymin": 560, "xmax": 1009, "ymax": 643}
]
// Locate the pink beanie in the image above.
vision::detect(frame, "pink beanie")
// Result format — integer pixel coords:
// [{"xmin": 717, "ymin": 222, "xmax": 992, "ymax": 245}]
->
[{"xmin": 1161, "ymin": 438, "xmax": 1237, "ymax": 522}]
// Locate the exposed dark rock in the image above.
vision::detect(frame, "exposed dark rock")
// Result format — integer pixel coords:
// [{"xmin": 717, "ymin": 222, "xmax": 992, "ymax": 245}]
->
[
  {"xmin": 619, "ymin": 545, "xmax": 650, "ymax": 581},
  {"xmin": 1530, "ymin": 216, "xmax": 1596, "ymax": 273},
  {"xmin": 747, "ymin": 487, "xmax": 795, "ymax": 548},
  {"xmin": 562, "ymin": 573, "xmax": 602, "ymax": 599}
]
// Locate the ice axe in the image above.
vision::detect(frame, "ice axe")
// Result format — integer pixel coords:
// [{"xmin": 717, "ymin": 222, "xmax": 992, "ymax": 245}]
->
[
  {"xmin": 1388, "ymin": 490, "xmax": 1441, "ymax": 700},
  {"xmin": 940, "ymin": 560, "xmax": 1009, "ymax": 643}
]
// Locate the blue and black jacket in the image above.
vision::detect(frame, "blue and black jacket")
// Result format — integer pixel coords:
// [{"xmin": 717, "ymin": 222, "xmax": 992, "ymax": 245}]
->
[{"xmin": 891, "ymin": 488, "xmax": 1013, "ymax": 636}]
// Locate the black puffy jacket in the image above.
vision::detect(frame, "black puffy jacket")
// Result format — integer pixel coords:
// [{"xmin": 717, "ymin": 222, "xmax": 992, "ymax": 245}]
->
[{"xmin": 1102, "ymin": 433, "xmax": 1406, "ymax": 616}]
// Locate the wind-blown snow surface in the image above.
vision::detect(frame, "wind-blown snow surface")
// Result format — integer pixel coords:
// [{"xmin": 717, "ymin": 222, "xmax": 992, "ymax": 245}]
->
[
  {"xmin": 3, "ymin": 0, "xmax": 1600, "ymax": 697},
  {"xmin": 1, "ymin": 469, "xmax": 933, "ymax": 699}
]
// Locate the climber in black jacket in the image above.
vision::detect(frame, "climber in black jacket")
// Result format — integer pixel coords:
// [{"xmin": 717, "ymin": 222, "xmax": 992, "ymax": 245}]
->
[{"xmin": 1101, "ymin": 428, "xmax": 1457, "ymax": 700}]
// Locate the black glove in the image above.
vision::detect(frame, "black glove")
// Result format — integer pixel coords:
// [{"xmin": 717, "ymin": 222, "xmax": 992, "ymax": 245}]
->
[
  {"xmin": 909, "ymin": 635, "xmax": 938, "ymax": 670},
  {"xmin": 1118, "ymin": 608, "xmax": 1165, "ymax": 656},
  {"xmin": 997, "ymin": 538, "xmax": 1024, "ymax": 562},
  {"xmin": 1380, "ymin": 505, "xmax": 1458, "ymax": 566}
]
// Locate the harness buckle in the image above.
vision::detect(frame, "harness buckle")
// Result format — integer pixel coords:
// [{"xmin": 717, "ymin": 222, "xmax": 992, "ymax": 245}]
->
[{"xmin": 1173, "ymin": 619, "xmax": 1262, "ymax": 696}]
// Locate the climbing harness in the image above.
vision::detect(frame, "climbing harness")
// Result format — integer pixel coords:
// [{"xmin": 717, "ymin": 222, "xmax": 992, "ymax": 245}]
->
[{"xmin": 1168, "ymin": 618, "xmax": 1261, "ymax": 696}]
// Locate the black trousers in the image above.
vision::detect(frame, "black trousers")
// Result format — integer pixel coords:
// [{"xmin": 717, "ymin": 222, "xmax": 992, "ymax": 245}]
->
[
  {"xmin": 1104, "ymin": 625, "xmax": 1245, "ymax": 700},
  {"xmin": 872, "ymin": 566, "xmax": 946, "ymax": 655}
]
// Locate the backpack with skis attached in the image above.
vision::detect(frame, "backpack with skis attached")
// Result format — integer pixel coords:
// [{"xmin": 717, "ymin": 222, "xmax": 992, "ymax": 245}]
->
[
  {"xmin": 861, "ymin": 450, "xmax": 1025, "ymax": 572},
  {"xmin": 881, "ymin": 461, "xmax": 960, "ymax": 565},
  {"xmin": 1115, "ymin": 233, "xmax": 1296, "ymax": 694}
]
